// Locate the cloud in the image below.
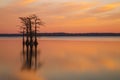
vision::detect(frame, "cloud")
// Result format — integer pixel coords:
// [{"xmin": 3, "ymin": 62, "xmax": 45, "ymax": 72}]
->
[
  {"xmin": 0, "ymin": 1, "xmax": 98, "ymax": 17},
  {"xmin": 0, "ymin": 0, "xmax": 120, "ymax": 33},
  {"xmin": 98, "ymin": 12, "xmax": 120, "ymax": 20},
  {"xmin": 1, "ymin": 0, "xmax": 38, "ymax": 7},
  {"xmin": 20, "ymin": 0, "xmax": 37, "ymax": 5},
  {"xmin": 51, "ymin": 1, "xmax": 98, "ymax": 14},
  {"xmin": 64, "ymin": 1, "xmax": 97, "ymax": 9},
  {"xmin": 91, "ymin": 2, "xmax": 120, "ymax": 13},
  {"xmin": 50, "ymin": 16, "xmax": 65, "ymax": 19}
]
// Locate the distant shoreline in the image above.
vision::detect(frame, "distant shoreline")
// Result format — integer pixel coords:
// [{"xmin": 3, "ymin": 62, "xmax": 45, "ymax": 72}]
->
[{"xmin": 0, "ymin": 33, "xmax": 120, "ymax": 37}]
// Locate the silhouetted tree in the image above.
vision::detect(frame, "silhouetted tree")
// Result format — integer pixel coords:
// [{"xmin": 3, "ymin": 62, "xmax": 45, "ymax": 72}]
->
[{"xmin": 19, "ymin": 14, "xmax": 44, "ymax": 70}]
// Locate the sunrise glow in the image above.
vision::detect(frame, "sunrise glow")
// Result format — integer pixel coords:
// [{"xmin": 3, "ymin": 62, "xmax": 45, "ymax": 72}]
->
[{"xmin": 0, "ymin": 0, "xmax": 120, "ymax": 33}]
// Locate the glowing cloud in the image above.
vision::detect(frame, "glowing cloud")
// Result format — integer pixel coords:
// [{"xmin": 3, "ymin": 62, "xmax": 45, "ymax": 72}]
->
[
  {"xmin": 91, "ymin": 2, "xmax": 120, "ymax": 13},
  {"xmin": 21, "ymin": 0, "xmax": 37, "ymax": 5},
  {"xmin": 57, "ymin": 1, "xmax": 98, "ymax": 13},
  {"xmin": 0, "ymin": 0, "xmax": 120, "ymax": 33}
]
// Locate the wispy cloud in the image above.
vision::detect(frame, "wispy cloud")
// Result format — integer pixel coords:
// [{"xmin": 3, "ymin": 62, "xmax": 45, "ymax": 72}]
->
[
  {"xmin": 20, "ymin": 0, "xmax": 37, "ymax": 5},
  {"xmin": 51, "ymin": 1, "xmax": 98, "ymax": 14},
  {"xmin": 0, "ymin": 0, "xmax": 120, "ymax": 33},
  {"xmin": 91, "ymin": 2, "xmax": 120, "ymax": 13},
  {"xmin": 98, "ymin": 12, "xmax": 120, "ymax": 20}
]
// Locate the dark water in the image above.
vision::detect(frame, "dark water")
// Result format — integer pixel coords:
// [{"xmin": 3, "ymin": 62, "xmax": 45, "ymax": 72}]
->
[{"xmin": 0, "ymin": 37, "xmax": 120, "ymax": 80}]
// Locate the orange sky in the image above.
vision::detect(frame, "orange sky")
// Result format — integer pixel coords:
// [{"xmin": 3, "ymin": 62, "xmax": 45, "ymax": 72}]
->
[{"xmin": 0, "ymin": 0, "xmax": 120, "ymax": 33}]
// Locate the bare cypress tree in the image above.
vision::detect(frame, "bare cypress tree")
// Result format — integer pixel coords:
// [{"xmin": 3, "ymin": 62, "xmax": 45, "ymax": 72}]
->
[
  {"xmin": 19, "ymin": 14, "xmax": 44, "ymax": 69},
  {"xmin": 19, "ymin": 17, "xmax": 30, "ymax": 67}
]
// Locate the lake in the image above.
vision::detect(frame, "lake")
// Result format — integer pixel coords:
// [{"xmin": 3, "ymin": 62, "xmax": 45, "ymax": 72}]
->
[{"xmin": 0, "ymin": 37, "xmax": 120, "ymax": 80}]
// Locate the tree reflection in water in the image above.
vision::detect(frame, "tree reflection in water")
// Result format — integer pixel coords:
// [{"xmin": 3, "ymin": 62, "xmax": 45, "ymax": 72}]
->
[{"xmin": 19, "ymin": 14, "xmax": 43, "ymax": 70}]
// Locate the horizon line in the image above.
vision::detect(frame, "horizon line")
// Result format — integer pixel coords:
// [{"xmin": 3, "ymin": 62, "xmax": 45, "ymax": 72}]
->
[{"xmin": 0, "ymin": 32, "xmax": 120, "ymax": 34}]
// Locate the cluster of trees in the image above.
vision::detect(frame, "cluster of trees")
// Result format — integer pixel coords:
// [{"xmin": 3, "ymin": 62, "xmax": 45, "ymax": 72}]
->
[
  {"xmin": 19, "ymin": 14, "xmax": 43, "ymax": 36},
  {"xmin": 19, "ymin": 14, "xmax": 43, "ymax": 69},
  {"xmin": 19, "ymin": 14, "xmax": 44, "ymax": 45}
]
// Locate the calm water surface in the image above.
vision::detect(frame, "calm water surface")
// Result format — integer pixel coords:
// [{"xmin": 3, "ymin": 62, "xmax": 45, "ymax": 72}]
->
[{"xmin": 0, "ymin": 37, "xmax": 120, "ymax": 80}]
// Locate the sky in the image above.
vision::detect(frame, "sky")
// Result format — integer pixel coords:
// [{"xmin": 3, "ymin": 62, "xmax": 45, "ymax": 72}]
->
[{"xmin": 0, "ymin": 0, "xmax": 120, "ymax": 33}]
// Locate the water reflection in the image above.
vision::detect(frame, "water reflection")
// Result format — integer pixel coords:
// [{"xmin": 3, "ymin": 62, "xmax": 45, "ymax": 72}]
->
[
  {"xmin": 21, "ymin": 36, "xmax": 41, "ymax": 70},
  {"xmin": 0, "ymin": 37, "xmax": 120, "ymax": 80}
]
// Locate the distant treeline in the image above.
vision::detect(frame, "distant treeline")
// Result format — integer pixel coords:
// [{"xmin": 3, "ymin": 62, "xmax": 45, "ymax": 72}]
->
[{"xmin": 0, "ymin": 33, "xmax": 120, "ymax": 37}]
